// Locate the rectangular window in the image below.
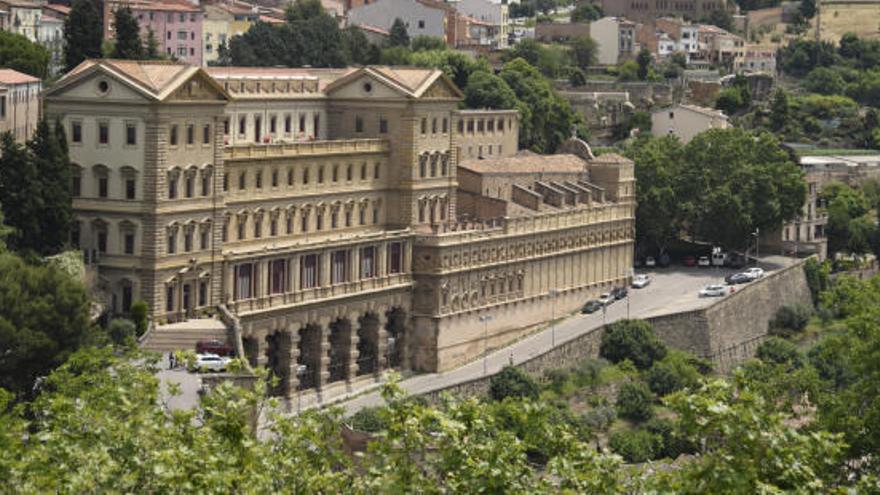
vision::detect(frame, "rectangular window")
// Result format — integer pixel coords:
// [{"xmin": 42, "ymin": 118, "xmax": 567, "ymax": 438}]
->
[
  {"xmin": 239, "ymin": 172, "xmax": 246, "ymax": 190},
  {"xmin": 272, "ymin": 169, "xmax": 279, "ymax": 187},
  {"xmin": 98, "ymin": 122, "xmax": 109, "ymax": 144},
  {"xmin": 284, "ymin": 115, "xmax": 291, "ymax": 134},
  {"xmin": 374, "ymin": 162, "xmax": 380, "ymax": 179},
  {"xmin": 421, "ymin": 118, "xmax": 427, "ymax": 134},
  {"xmin": 270, "ymin": 259, "xmax": 286, "ymax": 294},
  {"xmin": 389, "ymin": 242, "xmax": 403, "ymax": 274},
  {"xmin": 200, "ymin": 229, "xmax": 209, "ymax": 250},
  {"xmin": 72, "ymin": 175, "xmax": 81, "ymax": 197},
  {"xmin": 199, "ymin": 281, "xmax": 207, "ymax": 306},
  {"xmin": 166, "ymin": 286, "xmax": 175, "ymax": 312},
  {"xmin": 360, "ymin": 246, "xmax": 375, "ymax": 279},
  {"xmin": 442, "ymin": 117, "xmax": 448, "ymax": 133},
  {"xmin": 186, "ymin": 124, "xmax": 194, "ymax": 145},
  {"xmin": 71, "ymin": 223, "xmax": 80, "ymax": 248},
  {"xmin": 223, "ymin": 118, "xmax": 230, "ymax": 135},
  {"xmin": 300, "ymin": 254, "xmax": 318, "ymax": 289},
  {"xmin": 355, "ymin": 116, "xmax": 363, "ymax": 133},
  {"xmin": 97, "ymin": 231, "xmax": 107, "ymax": 253},
  {"xmin": 299, "ymin": 114, "xmax": 306, "ymax": 132},
  {"xmin": 203, "ymin": 124, "xmax": 210, "ymax": 144},
  {"xmin": 313, "ymin": 114, "xmax": 320, "ymax": 137},
  {"xmin": 287, "ymin": 168, "xmax": 294, "ymax": 186},
  {"xmin": 379, "ymin": 116, "xmax": 388, "ymax": 134},
  {"xmin": 234, "ymin": 263, "xmax": 253, "ymax": 300},
  {"xmin": 71, "ymin": 121, "xmax": 82, "ymax": 143},
  {"xmin": 239, "ymin": 116, "xmax": 246, "ymax": 135},
  {"xmin": 170, "ymin": 125, "xmax": 178, "ymax": 145},
  {"xmin": 126, "ymin": 123, "xmax": 136, "ymax": 145},
  {"xmin": 331, "ymin": 250, "xmax": 348, "ymax": 284},
  {"xmin": 270, "ymin": 115, "xmax": 277, "ymax": 134},
  {"xmin": 255, "ymin": 170, "xmax": 263, "ymax": 189},
  {"xmin": 98, "ymin": 177, "xmax": 108, "ymax": 198},
  {"xmin": 167, "ymin": 231, "xmax": 176, "ymax": 254},
  {"xmin": 432, "ymin": 118, "xmax": 437, "ymax": 134},
  {"xmin": 126, "ymin": 178, "xmax": 136, "ymax": 199},
  {"xmin": 0, "ymin": 96, "xmax": 5, "ymax": 119}
]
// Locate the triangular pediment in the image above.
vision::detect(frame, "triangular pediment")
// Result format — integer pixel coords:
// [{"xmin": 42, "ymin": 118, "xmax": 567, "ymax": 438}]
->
[
  {"xmin": 164, "ymin": 70, "xmax": 229, "ymax": 102},
  {"xmin": 324, "ymin": 69, "xmax": 414, "ymax": 99},
  {"xmin": 415, "ymin": 75, "xmax": 463, "ymax": 100}
]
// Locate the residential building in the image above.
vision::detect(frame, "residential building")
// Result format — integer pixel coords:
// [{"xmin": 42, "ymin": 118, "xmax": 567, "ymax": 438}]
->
[
  {"xmin": 736, "ymin": 45, "xmax": 776, "ymax": 74},
  {"xmin": 44, "ymin": 59, "xmax": 635, "ymax": 398},
  {"xmin": 535, "ymin": 22, "xmax": 590, "ymax": 43},
  {"xmin": 351, "ymin": 23, "xmax": 389, "ymax": 45},
  {"xmin": 636, "ymin": 25, "xmax": 676, "ymax": 59},
  {"xmin": 0, "ymin": 0, "xmax": 42, "ymax": 42},
  {"xmin": 202, "ymin": 4, "xmax": 260, "ymax": 65},
  {"xmin": 600, "ymin": 0, "xmax": 729, "ymax": 24},
  {"xmin": 697, "ymin": 24, "xmax": 744, "ymax": 68},
  {"xmin": 348, "ymin": 0, "xmax": 448, "ymax": 43},
  {"xmin": 0, "ymin": 68, "xmax": 41, "ymax": 143},
  {"xmin": 655, "ymin": 17, "xmax": 699, "ymax": 60},
  {"xmin": 591, "ymin": 17, "xmax": 639, "ymax": 66},
  {"xmin": 452, "ymin": 0, "xmax": 508, "ymax": 48},
  {"xmin": 105, "ymin": 0, "xmax": 204, "ymax": 66},
  {"xmin": 0, "ymin": 7, "xmax": 8, "ymax": 31},
  {"xmin": 651, "ymin": 103, "xmax": 729, "ymax": 143},
  {"xmin": 39, "ymin": 5, "xmax": 66, "ymax": 75}
]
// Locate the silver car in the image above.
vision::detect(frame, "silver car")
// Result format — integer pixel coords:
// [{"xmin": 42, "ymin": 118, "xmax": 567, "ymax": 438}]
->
[
  {"xmin": 699, "ymin": 284, "xmax": 728, "ymax": 297},
  {"xmin": 631, "ymin": 274, "xmax": 651, "ymax": 288},
  {"xmin": 190, "ymin": 353, "xmax": 231, "ymax": 372}
]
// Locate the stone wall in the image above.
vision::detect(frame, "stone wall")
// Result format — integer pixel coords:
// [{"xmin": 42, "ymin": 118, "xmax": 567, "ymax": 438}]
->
[{"xmin": 418, "ymin": 258, "xmax": 811, "ymax": 400}]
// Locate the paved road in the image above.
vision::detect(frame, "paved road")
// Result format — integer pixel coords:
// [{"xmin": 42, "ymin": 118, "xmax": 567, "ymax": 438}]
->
[
  {"xmin": 155, "ymin": 257, "xmax": 794, "ymax": 414},
  {"xmin": 336, "ymin": 258, "xmax": 793, "ymax": 415}
]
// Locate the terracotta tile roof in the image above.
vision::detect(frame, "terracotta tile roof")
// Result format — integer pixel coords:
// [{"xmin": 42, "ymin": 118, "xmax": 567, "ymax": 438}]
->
[
  {"xmin": 206, "ymin": 66, "xmax": 353, "ymax": 91},
  {"xmin": 459, "ymin": 153, "xmax": 587, "ymax": 175},
  {"xmin": 354, "ymin": 23, "xmax": 390, "ymax": 35},
  {"xmin": 371, "ymin": 67, "xmax": 435, "ymax": 93},
  {"xmin": 45, "ymin": 3, "xmax": 70, "ymax": 14},
  {"xmin": 99, "ymin": 59, "xmax": 191, "ymax": 93},
  {"xmin": 0, "ymin": 68, "xmax": 40, "ymax": 85},
  {"xmin": 259, "ymin": 14, "xmax": 283, "ymax": 23}
]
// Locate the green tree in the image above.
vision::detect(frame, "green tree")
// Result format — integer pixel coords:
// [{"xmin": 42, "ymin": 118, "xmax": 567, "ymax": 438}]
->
[
  {"xmin": 0, "ymin": 253, "xmax": 98, "ymax": 396},
  {"xmin": 28, "ymin": 120, "xmax": 72, "ymax": 256},
  {"xmin": 800, "ymin": 0, "xmax": 817, "ymax": 19},
  {"xmin": 823, "ymin": 181, "xmax": 873, "ymax": 256},
  {"xmin": 636, "ymin": 48, "xmax": 652, "ymax": 81},
  {"xmin": 804, "ymin": 67, "xmax": 846, "ymax": 95},
  {"xmin": 64, "ymin": 0, "xmax": 104, "ymax": 71},
  {"xmin": 609, "ymin": 428, "xmax": 661, "ymax": 462},
  {"xmin": 646, "ymin": 350, "xmax": 703, "ymax": 397},
  {"xmin": 388, "ymin": 18, "xmax": 410, "ymax": 48},
  {"xmin": 755, "ymin": 336, "xmax": 803, "ymax": 368},
  {"xmin": 702, "ymin": 7, "xmax": 734, "ymax": 31},
  {"xmin": 569, "ymin": 36, "xmax": 597, "ymax": 70},
  {"xmin": 345, "ymin": 28, "xmax": 380, "ymax": 65},
  {"xmin": 112, "ymin": 6, "xmax": 144, "ymax": 59},
  {"xmin": 410, "ymin": 36, "xmax": 446, "ymax": 52},
  {"xmin": 0, "ymin": 30, "xmax": 50, "ymax": 79},
  {"xmin": 625, "ymin": 136, "xmax": 684, "ymax": 255},
  {"xmin": 488, "ymin": 366, "xmax": 539, "ymax": 401},
  {"xmin": 599, "ymin": 319, "xmax": 668, "ymax": 370},
  {"xmin": 617, "ymin": 59, "xmax": 640, "ymax": 81},
  {"xmin": 0, "ymin": 133, "xmax": 43, "ymax": 253},
  {"xmin": 769, "ymin": 88, "xmax": 790, "ymax": 132},
  {"xmin": 144, "ymin": 28, "xmax": 160, "ymax": 59},
  {"xmin": 616, "ymin": 380, "xmax": 656, "ymax": 422},
  {"xmin": 570, "ymin": 3, "xmax": 602, "ymax": 22},
  {"xmin": 464, "ymin": 70, "xmax": 519, "ymax": 110}
]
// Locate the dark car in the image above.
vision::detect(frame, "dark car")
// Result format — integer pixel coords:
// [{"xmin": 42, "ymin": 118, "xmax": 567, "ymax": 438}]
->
[
  {"xmin": 612, "ymin": 286, "xmax": 628, "ymax": 300},
  {"xmin": 196, "ymin": 339, "xmax": 234, "ymax": 356},
  {"xmin": 682, "ymin": 255, "xmax": 696, "ymax": 267},
  {"xmin": 724, "ymin": 272, "xmax": 752, "ymax": 285},
  {"xmin": 582, "ymin": 300, "xmax": 603, "ymax": 314}
]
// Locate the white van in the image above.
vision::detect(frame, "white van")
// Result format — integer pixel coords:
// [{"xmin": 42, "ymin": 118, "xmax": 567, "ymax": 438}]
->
[{"xmin": 711, "ymin": 249, "xmax": 727, "ymax": 267}]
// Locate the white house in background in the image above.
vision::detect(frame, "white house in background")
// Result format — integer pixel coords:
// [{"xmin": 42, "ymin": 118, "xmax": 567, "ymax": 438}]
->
[
  {"xmin": 590, "ymin": 16, "xmax": 638, "ymax": 65},
  {"xmin": 347, "ymin": 0, "xmax": 447, "ymax": 42},
  {"xmin": 451, "ymin": 0, "xmax": 508, "ymax": 48},
  {"xmin": 651, "ymin": 104, "xmax": 729, "ymax": 143}
]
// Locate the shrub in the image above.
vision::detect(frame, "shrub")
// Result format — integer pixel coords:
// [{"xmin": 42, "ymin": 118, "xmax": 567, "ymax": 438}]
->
[
  {"xmin": 644, "ymin": 417, "xmax": 696, "ymax": 459},
  {"xmin": 108, "ymin": 318, "xmax": 136, "ymax": 346},
  {"xmin": 130, "ymin": 300, "xmax": 149, "ymax": 337},
  {"xmin": 803, "ymin": 258, "xmax": 830, "ymax": 306},
  {"xmin": 599, "ymin": 319, "xmax": 667, "ymax": 370},
  {"xmin": 755, "ymin": 337, "xmax": 802, "ymax": 367},
  {"xmin": 349, "ymin": 406, "xmax": 388, "ymax": 433},
  {"xmin": 769, "ymin": 303, "xmax": 813, "ymax": 337},
  {"xmin": 582, "ymin": 405, "xmax": 616, "ymax": 432},
  {"xmin": 615, "ymin": 380, "xmax": 655, "ymax": 422},
  {"xmin": 573, "ymin": 358, "xmax": 607, "ymax": 388},
  {"xmin": 544, "ymin": 368, "xmax": 573, "ymax": 395},
  {"xmin": 609, "ymin": 428, "xmax": 660, "ymax": 463},
  {"xmin": 646, "ymin": 351, "xmax": 701, "ymax": 397},
  {"xmin": 489, "ymin": 366, "xmax": 539, "ymax": 401}
]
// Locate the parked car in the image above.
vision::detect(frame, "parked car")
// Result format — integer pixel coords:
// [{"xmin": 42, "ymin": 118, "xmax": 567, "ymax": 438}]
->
[
  {"xmin": 725, "ymin": 272, "xmax": 752, "ymax": 285},
  {"xmin": 645, "ymin": 256, "xmax": 656, "ymax": 267},
  {"xmin": 712, "ymin": 251, "xmax": 727, "ymax": 266},
  {"xmin": 631, "ymin": 274, "xmax": 652, "ymax": 288},
  {"xmin": 582, "ymin": 300, "xmax": 603, "ymax": 314},
  {"xmin": 744, "ymin": 267, "xmax": 765, "ymax": 280},
  {"xmin": 190, "ymin": 353, "xmax": 231, "ymax": 372},
  {"xmin": 682, "ymin": 255, "xmax": 696, "ymax": 267},
  {"xmin": 612, "ymin": 286, "xmax": 628, "ymax": 300},
  {"xmin": 727, "ymin": 255, "xmax": 746, "ymax": 268},
  {"xmin": 698, "ymin": 256, "xmax": 711, "ymax": 267},
  {"xmin": 196, "ymin": 339, "xmax": 234, "ymax": 357},
  {"xmin": 598, "ymin": 292, "xmax": 615, "ymax": 306},
  {"xmin": 699, "ymin": 284, "xmax": 729, "ymax": 297}
]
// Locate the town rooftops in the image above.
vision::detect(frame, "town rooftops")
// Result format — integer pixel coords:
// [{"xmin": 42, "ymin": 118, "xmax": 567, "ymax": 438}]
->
[
  {"xmin": 655, "ymin": 103, "xmax": 727, "ymax": 120},
  {"xmin": 0, "ymin": 0, "xmax": 43, "ymax": 8},
  {"xmin": 458, "ymin": 153, "xmax": 587, "ymax": 175},
  {"xmin": 0, "ymin": 69, "xmax": 40, "ymax": 85},
  {"xmin": 353, "ymin": 23, "xmax": 390, "ymax": 35}
]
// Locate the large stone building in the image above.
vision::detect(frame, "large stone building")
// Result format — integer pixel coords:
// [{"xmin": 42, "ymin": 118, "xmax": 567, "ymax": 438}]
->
[
  {"xmin": 0, "ymin": 68, "xmax": 41, "ymax": 143},
  {"xmin": 600, "ymin": 0, "xmax": 730, "ymax": 24},
  {"xmin": 44, "ymin": 59, "xmax": 635, "ymax": 397}
]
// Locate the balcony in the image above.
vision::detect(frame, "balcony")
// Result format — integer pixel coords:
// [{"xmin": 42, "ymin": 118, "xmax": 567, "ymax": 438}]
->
[{"xmin": 224, "ymin": 139, "xmax": 389, "ymax": 161}]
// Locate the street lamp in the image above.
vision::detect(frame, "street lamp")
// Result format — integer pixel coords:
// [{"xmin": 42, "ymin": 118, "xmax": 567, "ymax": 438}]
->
[
  {"xmin": 478, "ymin": 314, "xmax": 493, "ymax": 375},
  {"xmin": 548, "ymin": 288, "xmax": 559, "ymax": 347},
  {"xmin": 295, "ymin": 364, "xmax": 308, "ymax": 414},
  {"xmin": 752, "ymin": 228, "xmax": 760, "ymax": 266}
]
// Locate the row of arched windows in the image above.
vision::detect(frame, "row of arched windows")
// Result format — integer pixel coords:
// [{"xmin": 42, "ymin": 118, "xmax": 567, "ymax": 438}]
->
[
  {"xmin": 225, "ymin": 161, "xmax": 382, "ymax": 193},
  {"xmin": 167, "ymin": 165, "xmax": 213, "ymax": 200}
]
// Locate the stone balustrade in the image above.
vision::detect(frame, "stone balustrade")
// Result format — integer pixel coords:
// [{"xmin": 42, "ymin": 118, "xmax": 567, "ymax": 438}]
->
[{"xmin": 225, "ymin": 138, "xmax": 389, "ymax": 161}]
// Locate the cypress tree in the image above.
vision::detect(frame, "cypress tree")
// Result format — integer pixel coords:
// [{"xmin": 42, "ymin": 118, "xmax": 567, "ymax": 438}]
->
[
  {"xmin": 388, "ymin": 18, "xmax": 410, "ymax": 48},
  {"xmin": 27, "ymin": 121, "xmax": 72, "ymax": 255},
  {"xmin": 112, "ymin": 6, "xmax": 144, "ymax": 59},
  {"xmin": 144, "ymin": 28, "xmax": 160, "ymax": 59},
  {"xmin": 0, "ymin": 132, "xmax": 44, "ymax": 253}
]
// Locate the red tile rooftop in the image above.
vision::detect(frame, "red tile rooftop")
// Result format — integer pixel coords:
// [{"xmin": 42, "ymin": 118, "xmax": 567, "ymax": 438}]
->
[{"xmin": 0, "ymin": 68, "xmax": 40, "ymax": 85}]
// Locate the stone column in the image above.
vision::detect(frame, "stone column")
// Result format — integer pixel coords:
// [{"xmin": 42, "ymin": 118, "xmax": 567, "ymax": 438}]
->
[
  {"xmin": 223, "ymin": 259, "xmax": 234, "ymax": 304},
  {"xmin": 375, "ymin": 312, "xmax": 389, "ymax": 377},
  {"xmin": 403, "ymin": 240, "xmax": 412, "ymax": 273},
  {"xmin": 350, "ymin": 247, "xmax": 360, "ymax": 283},
  {"xmin": 286, "ymin": 328, "xmax": 301, "ymax": 397},
  {"xmin": 321, "ymin": 251, "xmax": 331, "ymax": 287},
  {"xmin": 291, "ymin": 254, "xmax": 301, "ymax": 293},
  {"xmin": 347, "ymin": 313, "xmax": 361, "ymax": 383},
  {"xmin": 377, "ymin": 243, "xmax": 387, "ymax": 277},
  {"xmin": 317, "ymin": 318, "xmax": 331, "ymax": 390}
]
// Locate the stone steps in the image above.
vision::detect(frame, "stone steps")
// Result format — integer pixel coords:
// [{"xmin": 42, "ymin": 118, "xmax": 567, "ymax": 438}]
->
[{"xmin": 140, "ymin": 319, "xmax": 230, "ymax": 353}]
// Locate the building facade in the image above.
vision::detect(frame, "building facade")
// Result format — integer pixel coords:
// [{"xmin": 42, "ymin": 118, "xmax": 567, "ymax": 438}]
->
[
  {"xmin": 0, "ymin": 68, "xmax": 41, "ymax": 143},
  {"xmin": 591, "ymin": 17, "xmax": 639, "ymax": 66},
  {"xmin": 105, "ymin": 0, "xmax": 204, "ymax": 66},
  {"xmin": 0, "ymin": 0, "xmax": 42, "ymax": 41},
  {"xmin": 651, "ymin": 103, "xmax": 728, "ymax": 143},
  {"xmin": 45, "ymin": 60, "xmax": 635, "ymax": 397},
  {"xmin": 600, "ymin": 0, "xmax": 729, "ymax": 24}
]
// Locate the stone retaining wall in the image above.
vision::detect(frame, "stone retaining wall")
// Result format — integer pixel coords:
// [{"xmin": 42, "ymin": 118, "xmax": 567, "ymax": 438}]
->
[{"xmin": 419, "ymin": 259, "xmax": 811, "ymax": 401}]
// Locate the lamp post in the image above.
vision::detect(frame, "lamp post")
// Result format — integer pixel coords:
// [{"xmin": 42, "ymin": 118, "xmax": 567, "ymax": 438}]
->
[
  {"xmin": 479, "ymin": 315, "xmax": 493, "ymax": 375},
  {"xmin": 752, "ymin": 228, "xmax": 760, "ymax": 266},
  {"xmin": 295, "ymin": 364, "xmax": 308, "ymax": 414},
  {"xmin": 548, "ymin": 288, "xmax": 559, "ymax": 347}
]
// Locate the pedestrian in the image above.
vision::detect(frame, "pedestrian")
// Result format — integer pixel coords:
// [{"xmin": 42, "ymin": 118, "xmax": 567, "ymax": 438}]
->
[
  {"xmin": 508, "ymin": 352, "xmax": 514, "ymax": 366},
  {"xmin": 169, "ymin": 351, "xmax": 176, "ymax": 370}
]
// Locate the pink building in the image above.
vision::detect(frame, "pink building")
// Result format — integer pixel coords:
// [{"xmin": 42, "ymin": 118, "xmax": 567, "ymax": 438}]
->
[{"xmin": 105, "ymin": 0, "xmax": 203, "ymax": 66}]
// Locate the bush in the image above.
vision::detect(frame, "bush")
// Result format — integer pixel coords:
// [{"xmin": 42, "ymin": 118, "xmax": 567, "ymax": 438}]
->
[
  {"xmin": 544, "ymin": 368, "xmax": 573, "ymax": 395},
  {"xmin": 599, "ymin": 319, "xmax": 667, "ymax": 370},
  {"xmin": 769, "ymin": 303, "xmax": 813, "ymax": 337},
  {"xmin": 130, "ymin": 300, "xmax": 149, "ymax": 337},
  {"xmin": 581, "ymin": 405, "xmax": 616, "ymax": 432},
  {"xmin": 573, "ymin": 358, "xmax": 607, "ymax": 388},
  {"xmin": 803, "ymin": 258, "xmax": 830, "ymax": 306},
  {"xmin": 646, "ymin": 351, "xmax": 701, "ymax": 397},
  {"xmin": 609, "ymin": 428, "xmax": 660, "ymax": 463},
  {"xmin": 644, "ymin": 417, "xmax": 696, "ymax": 459},
  {"xmin": 755, "ymin": 337, "xmax": 802, "ymax": 367},
  {"xmin": 489, "ymin": 366, "xmax": 539, "ymax": 401},
  {"xmin": 615, "ymin": 380, "xmax": 655, "ymax": 422},
  {"xmin": 108, "ymin": 318, "xmax": 136, "ymax": 346},
  {"xmin": 349, "ymin": 406, "xmax": 388, "ymax": 433}
]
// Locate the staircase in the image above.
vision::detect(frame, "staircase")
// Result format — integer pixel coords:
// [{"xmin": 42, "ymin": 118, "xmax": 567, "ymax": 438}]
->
[{"xmin": 140, "ymin": 318, "xmax": 229, "ymax": 353}]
